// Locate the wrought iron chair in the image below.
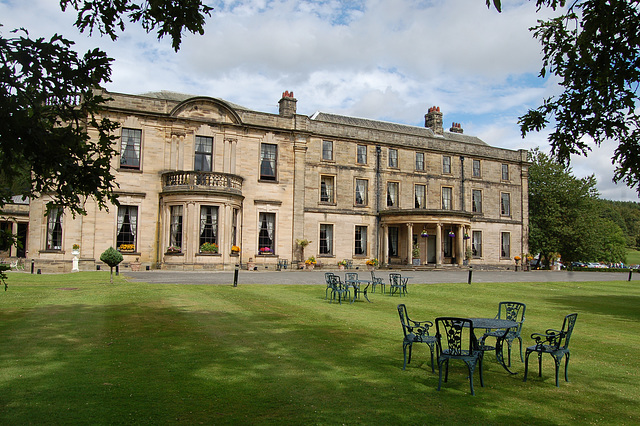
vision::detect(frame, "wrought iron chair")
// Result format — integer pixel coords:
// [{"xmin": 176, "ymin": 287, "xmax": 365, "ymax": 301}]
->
[
  {"xmin": 389, "ymin": 273, "xmax": 407, "ymax": 296},
  {"xmin": 435, "ymin": 317, "xmax": 484, "ymax": 395},
  {"xmin": 524, "ymin": 313, "xmax": 578, "ymax": 387},
  {"xmin": 324, "ymin": 272, "xmax": 335, "ymax": 300},
  {"xmin": 481, "ymin": 301, "xmax": 526, "ymax": 366},
  {"xmin": 397, "ymin": 304, "xmax": 436, "ymax": 372},
  {"xmin": 370, "ymin": 270, "xmax": 385, "ymax": 293},
  {"xmin": 328, "ymin": 274, "xmax": 350, "ymax": 305}
]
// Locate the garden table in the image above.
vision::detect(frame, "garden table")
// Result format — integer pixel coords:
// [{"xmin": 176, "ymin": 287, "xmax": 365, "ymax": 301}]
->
[
  {"xmin": 469, "ymin": 318, "xmax": 518, "ymax": 375},
  {"xmin": 344, "ymin": 277, "xmax": 372, "ymax": 303}
]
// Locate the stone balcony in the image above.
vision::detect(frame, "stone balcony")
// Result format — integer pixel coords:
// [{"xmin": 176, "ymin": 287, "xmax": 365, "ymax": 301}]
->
[{"xmin": 162, "ymin": 171, "xmax": 244, "ymax": 196}]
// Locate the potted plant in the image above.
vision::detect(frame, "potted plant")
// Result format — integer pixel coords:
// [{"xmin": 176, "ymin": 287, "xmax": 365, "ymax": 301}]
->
[
  {"xmin": 338, "ymin": 259, "xmax": 348, "ymax": 270},
  {"xmin": 72, "ymin": 243, "xmax": 80, "ymax": 256},
  {"xmin": 295, "ymin": 239, "xmax": 311, "ymax": 267},
  {"xmin": 200, "ymin": 242, "xmax": 218, "ymax": 254},
  {"xmin": 412, "ymin": 243, "xmax": 420, "ymax": 265},
  {"xmin": 305, "ymin": 256, "xmax": 317, "ymax": 270},
  {"xmin": 366, "ymin": 258, "xmax": 379, "ymax": 270},
  {"xmin": 514, "ymin": 255, "xmax": 522, "ymax": 271},
  {"xmin": 166, "ymin": 245, "xmax": 181, "ymax": 254},
  {"xmin": 231, "ymin": 245, "xmax": 240, "ymax": 255},
  {"xmin": 259, "ymin": 247, "xmax": 273, "ymax": 255},
  {"xmin": 119, "ymin": 243, "xmax": 135, "ymax": 253},
  {"xmin": 465, "ymin": 246, "xmax": 473, "ymax": 266}
]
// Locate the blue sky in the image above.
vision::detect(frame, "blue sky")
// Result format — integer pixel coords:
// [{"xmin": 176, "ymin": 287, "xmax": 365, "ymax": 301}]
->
[{"xmin": 2, "ymin": 0, "xmax": 638, "ymax": 201}]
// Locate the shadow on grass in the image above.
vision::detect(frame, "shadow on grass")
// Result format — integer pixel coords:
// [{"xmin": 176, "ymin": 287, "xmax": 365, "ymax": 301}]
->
[{"xmin": 1, "ymin": 291, "xmax": 638, "ymax": 424}]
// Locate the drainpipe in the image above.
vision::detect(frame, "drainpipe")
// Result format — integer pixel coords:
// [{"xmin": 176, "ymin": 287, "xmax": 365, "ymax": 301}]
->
[{"xmin": 375, "ymin": 146, "xmax": 381, "ymax": 263}]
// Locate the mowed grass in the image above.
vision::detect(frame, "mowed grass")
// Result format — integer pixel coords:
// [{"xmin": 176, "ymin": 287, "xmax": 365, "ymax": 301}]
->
[{"xmin": 1, "ymin": 272, "xmax": 638, "ymax": 425}]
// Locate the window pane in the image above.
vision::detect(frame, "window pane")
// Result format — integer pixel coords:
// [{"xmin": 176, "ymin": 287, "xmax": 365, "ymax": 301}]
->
[
  {"xmin": 502, "ymin": 164, "xmax": 509, "ymax": 180},
  {"xmin": 355, "ymin": 225, "xmax": 367, "ymax": 255},
  {"xmin": 388, "ymin": 227, "xmax": 398, "ymax": 256},
  {"xmin": 472, "ymin": 231, "xmax": 482, "ymax": 257},
  {"xmin": 387, "ymin": 182, "xmax": 398, "ymax": 207},
  {"xmin": 442, "ymin": 187, "xmax": 452, "ymax": 210},
  {"xmin": 121, "ymin": 128, "xmax": 142, "ymax": 169},
  {"xmin": 501, "ymin": 193, "xmax": 511, "ymax": 215},
  {"xmin": 355, "ymin": 179, "xmax": 367, "ymax": 205},
  {"xmin": 473, "ymin": 159, "xmax": 480, "ymax": 177},
  {"xmin": 199, "ymin": 206, "xmax": 218, "ymax": 247},
  {"xmin": 416, "ymin": 152, "xmax": 424, "ymax": 170},
  {"xmin": 357, "ymin": 145, "xmax": 367, "ymax": 164},
  {"xmin": 501, "ymin": 232, "xmax": 510, "ymax": 258},
  {"xmin": 116, "ymin": 206, "xmax": 138, "ymax": 250},
  {"xmin": 170, "ymin": 206, "xmax": 183, "ymax": 248},
  {"xmin": 231, "ymin": 208, "xmax": 239, "ymax": 246},
  {"xmin": 195, "ymin": 136, "xmax": 213, "ymax": 172},
  {"xmin": 46, "ymin": 207, "xmax": 63, "ymax": 250},
  {"xmin": 415, "ymin": 184, "xmax": 426, "ymax": 209},
  {"xmin": 389, "ymin": 149, "xmax": 398, "ymax": 168},
  {"xmin": 472, "ymin": 190, "xmax": 482, "ymax": 213},
  {"xmin": 258, "ymin": 212, "xmax": 275, "ymax": 253},
  {"xmin": 320, "ymin": 175, "xmax": 334, "ymax": 203},
  {"xmin": 319, "ymin": 224, "xmax": 333, "ymax": 255},
  {"xmin": 443, "ymin": 156, "xmax": 451, "ymax": 174},
  {"xmin": 260, "ymin": 144, "xmax": 277, "ymax": 180},
  {"xmin": 322, "ymin": 140, "xmax": 333, "ymax": 161}
]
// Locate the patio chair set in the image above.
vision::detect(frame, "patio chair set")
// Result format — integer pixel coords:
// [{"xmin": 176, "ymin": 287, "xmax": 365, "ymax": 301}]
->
[
  {"xmin": 325, "ymin": 271, "xmax": 414, "ymax": 304},
  {"xmin": 397, "ymin": 302, "xmax": 578, "ymax": 395}
]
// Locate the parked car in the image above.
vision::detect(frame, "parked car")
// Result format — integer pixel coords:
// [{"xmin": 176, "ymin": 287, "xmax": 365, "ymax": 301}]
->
[{"xmin": 571, "ymin": 261, "xmax": 588, "ymax": 268}]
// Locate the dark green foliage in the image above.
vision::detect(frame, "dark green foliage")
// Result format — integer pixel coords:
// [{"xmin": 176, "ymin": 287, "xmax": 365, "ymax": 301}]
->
[
  {"xmin": 528, "ymin": 149, "xmax": 627, "ymax": 266},
  {"xmin": 488, "ymin": 0, "xmax": 640, "ymax": 194},
  {"xmin": 99, "ymin": 246, "xmax": 123, "ymax": 283}
]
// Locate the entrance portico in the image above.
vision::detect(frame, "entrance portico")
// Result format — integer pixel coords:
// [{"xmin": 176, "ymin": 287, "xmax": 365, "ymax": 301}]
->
[{"xmin": 379, "ymin": 210, "xmax": 473, "ymax": 267}]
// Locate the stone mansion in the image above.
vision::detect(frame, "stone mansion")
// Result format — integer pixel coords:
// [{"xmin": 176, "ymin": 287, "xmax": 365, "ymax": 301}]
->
[{"xmin": 10, "ymin": 90, "xmax": 529, "ymax": 272}]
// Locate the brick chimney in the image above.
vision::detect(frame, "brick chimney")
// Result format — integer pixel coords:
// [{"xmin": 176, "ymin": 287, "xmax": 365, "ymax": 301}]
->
[
  {"xmin": 278, "ymin": 90, "xmax": 297, "ymax": 117},
  {"xmin": 449, "ymin": 122, "xmax": 464, "ymax": 134},
  {"xmin": 425, "ymin": 106, "xmax": 443, "ymax": 135}
]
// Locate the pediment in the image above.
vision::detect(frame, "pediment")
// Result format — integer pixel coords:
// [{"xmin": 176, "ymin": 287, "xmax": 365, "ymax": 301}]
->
[{"xmin": 170, "ymin": 97, "xmax": 242, "ymax": 124}]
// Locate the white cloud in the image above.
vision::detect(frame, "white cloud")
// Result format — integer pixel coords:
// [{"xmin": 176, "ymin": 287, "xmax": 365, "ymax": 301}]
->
[{"xmin": 1, "ymin": 0, "xmax": 637, "ymax": 200}]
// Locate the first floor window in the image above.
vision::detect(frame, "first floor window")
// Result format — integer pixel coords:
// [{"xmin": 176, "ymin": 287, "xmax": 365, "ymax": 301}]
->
[
  {"xmin": 120, "ymin": 128, "xmax": 142, "ymax": 169},
  {"xmin": 415, "ymin": 152, "xmax": 425, "ymax": 171},
  {"xmin": 355, "ymin": 179, "xmax": 368, "ymax": 206},
  {"xmin": 258, "ymin": 212, "xmax": 275, "ymax": 254},
  {"xmin": 200, "ymin": 206, "xmax": 218, "ymax": 247},
  {"xmin": 117, "ymin": 206, "xmax": 138, "ymax": 250},
  {"xmin": 387, "ymin": 182, "xmax": 399, "ymax": 207},
  {"xmin": 415, "ymin": 184, "xmax": 426, "ymax": 209},
  {"xmin": 472, "ymin": 189, "xmax": 482, "ymax": 213},
  {"xmin": 320, "ymin": 175, "xmax": 335, "ymax": 203},
  {"xmin": 388, "ymin": 227, "xmax": 399, "ymax": 257},
  {"xmin": 194, "ymin": 136, "xmax": 213, "ymax": 172},
  {"xmin": 442, "ymin": 187, "xmax": 453, "ymax": 210},
  {"xmin": 355, "ymin": 226, "xmax": 367, "ymax": 255},
  {"xmin": 46, "ymin": 206, "xmax": 63, "ymax": 250},
  {"xmin": 501, "ymin": 193, "xmax": 511, "ymax": 216},
  {"xmin": 501, "ymin": 232, "xmax": 511, "ymax": 258},
  {"xmin": 472, "ymin": 231, "xmax": 482, "ymax": 257},
  {"xmin": 170, "ymin": 206, "xmax": 183, "ymax": 249},
  {"xmin": 319, "ymin": 224, "xmax": 333, "ymax": 255},
  {"xmin": 322, "ymin": 140, "xmax": 333, "ymax": 161},
  {"xmin": 443, "ymin": 156, "xmax": 451, "ymax": 174},
  {"xmin": 357, "ymin": 145, "xmax": 367, "ymax": 164},
  {"xmin": 472, "ymin": 159, "xmax": 481, "ymax": 177},
  {"xmin": 260, "ymin": 143, "xmax": 277, "ymax": 180}
]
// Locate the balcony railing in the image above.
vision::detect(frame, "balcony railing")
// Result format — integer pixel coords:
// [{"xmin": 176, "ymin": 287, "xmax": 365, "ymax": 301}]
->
[{"xmin": 162, "ymin": 171, "xmax": 243, "ymax": 195}]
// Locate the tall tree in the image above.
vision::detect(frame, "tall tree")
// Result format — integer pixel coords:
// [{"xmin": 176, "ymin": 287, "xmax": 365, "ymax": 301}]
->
[
  {"xmin": 0, "ymin": 1, "xmax": 213, "ymax": 216},
  {"xmin": 487, "ymin": 0, "xmax": 640, "ymax": 195},
  {"xmin": 528, "ymin": 149, "xmax": 626, "ymax": 266}
]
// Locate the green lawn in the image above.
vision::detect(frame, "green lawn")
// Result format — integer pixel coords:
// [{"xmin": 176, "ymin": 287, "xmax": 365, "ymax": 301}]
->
[
  {"xmin": 1, "ymin": 272, "xmax": 638, "ymax": 424},
  {"xmin": 626, "ymin": 248, "xmax": 640, "ymax": 265}
]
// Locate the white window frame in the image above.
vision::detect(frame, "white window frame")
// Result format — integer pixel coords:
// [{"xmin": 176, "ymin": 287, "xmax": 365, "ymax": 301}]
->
[
  {"xmin": 415, "ymin": 184, "xmax": 426, "ymax": 209},
  {"xmin": 442, "ymin": 187, "xmax": 453, "ymax": 210}
]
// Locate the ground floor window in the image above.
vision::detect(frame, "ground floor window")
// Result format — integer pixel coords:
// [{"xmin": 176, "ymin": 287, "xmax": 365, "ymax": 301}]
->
[
  {"xmin": 170, "ymin": 206, "xmax": 183, "ymax": 249},
  {"xmin": 443, "ymin": 228, "xmax": 453, "ymax": 257},
  {"xmin": 117, "ymin": 206, "xmax": 138, "ymax": 250},
  {"xmin": 199, "ymin": 206, "xmax": 218, "ymax": 248},
  {"xmin": 472, "ymin": 231, "xmax": 482, "ymax": 257},
  {"xmin": 319, "ymin": 224, "xmax": 333, "ymax": 255},
  {"xmin": 388, "ymin": 227, "xmax": 398, "ymax": 257},
  {"xmin": 231, "ymin": 208, "xmax": 239, "ymax": 246},
  {"xmin": 501, "ymin": 232, "xmax": 511, "ymax": 258},
  {"xmin": 258, "ymin": 212, "xmax": 275, "ymax": 254},
  {"xmin": 46, "ymin": 207, "xmax": 63, "ymax": 250},
  {"xmin": 355, "ymin": 225, "xmax": 367, "ymax": 255}
]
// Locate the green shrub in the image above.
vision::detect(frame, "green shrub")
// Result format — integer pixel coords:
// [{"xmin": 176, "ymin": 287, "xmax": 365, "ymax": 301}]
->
[{"xmin": 100, "ymin": 246, "xmax": 123, "ymax": 283}]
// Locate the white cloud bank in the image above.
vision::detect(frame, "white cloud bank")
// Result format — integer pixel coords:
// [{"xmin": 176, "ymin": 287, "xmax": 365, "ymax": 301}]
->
[{"xmin": 1, "ymin": 0, "xmax": 637, "ymax": 200}]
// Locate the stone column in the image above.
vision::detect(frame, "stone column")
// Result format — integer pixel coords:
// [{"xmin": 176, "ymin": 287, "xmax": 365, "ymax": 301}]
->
[
  {"xmin": 382, "ymin": 224, "xmax": 389, "ymax": 266},
  {"xmin": 436, "ymin": 223, "xmax": 442, "ymax": 267},
  {"xmin": 406, "ymin": 223, "xmax": 413, "ymax": 266},
  {"xmin": 457, "ymin": 224, "xmax": 464, "ymax": 265}
]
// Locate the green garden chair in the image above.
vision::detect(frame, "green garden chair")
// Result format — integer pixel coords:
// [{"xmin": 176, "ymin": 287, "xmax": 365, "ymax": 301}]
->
[
  {"xmin": 481, "ymin": 301, "xmax": 526, "ymax": 366},
  {"xmin": 397, "ymin": 304, "xmax": 436, "ymax": 372}
]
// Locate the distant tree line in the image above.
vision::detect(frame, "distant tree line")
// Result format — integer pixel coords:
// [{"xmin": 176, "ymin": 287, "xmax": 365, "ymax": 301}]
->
[{"xmin": 528, "ymin": 149, "xmax": 639, "ymax": 269}]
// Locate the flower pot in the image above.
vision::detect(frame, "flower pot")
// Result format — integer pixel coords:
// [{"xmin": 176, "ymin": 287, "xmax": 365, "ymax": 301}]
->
[
  {"xmin": 305, "ymin": 263, "xmax": 315, "ymax": 270},
  {"xmin": 130, "ymin": 262, "xmax": 141, "ymax": 272},
  {"xmin": 338, "ymin": 264, "xmax": 345, "ymax": 270}
]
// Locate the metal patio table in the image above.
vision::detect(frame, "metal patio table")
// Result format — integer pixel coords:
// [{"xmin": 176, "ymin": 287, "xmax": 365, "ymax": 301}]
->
[{"xmin": 469, "ymin": 318, "xmax": 518, "ymax": 374}]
